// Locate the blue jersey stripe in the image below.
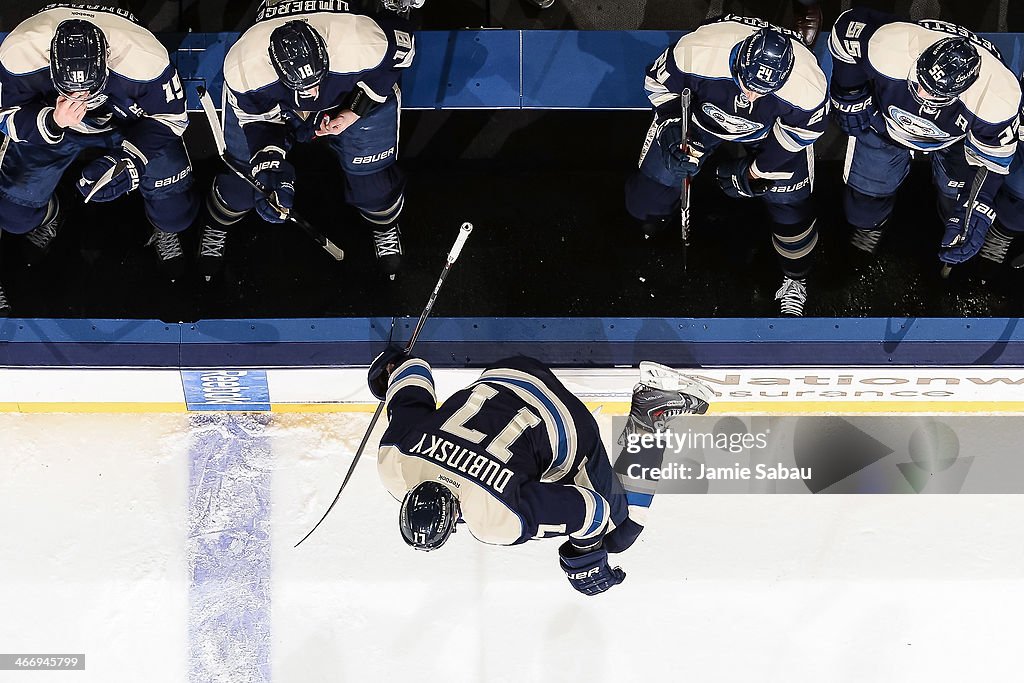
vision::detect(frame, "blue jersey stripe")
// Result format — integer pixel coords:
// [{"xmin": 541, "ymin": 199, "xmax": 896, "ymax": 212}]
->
[
  {"xmin": 584, "ymin": 492, "xmax": 607, "ymax": 537},
  {"xmin": 482, "ymin": 375, "xmax": 571, "ymax": 470},
  {"xmin": 626, "ymin": 491, "xmax": 654, "ymax": 508}
]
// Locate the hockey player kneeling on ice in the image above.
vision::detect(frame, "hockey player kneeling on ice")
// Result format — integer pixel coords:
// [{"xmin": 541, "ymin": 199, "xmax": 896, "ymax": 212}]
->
[
  {"xmin": 203, "ymin": 2, "xmax": 415, "ymax": 281},
  {"xmin": 0, "ymin": 4, "xmax": 199, "ymax": 307},
  {"xmin": 625, "ymin": 15, "xmax": 828, "ymax": 317},
  {"xmin": 828, "ymin": 8, "xmax": 1021, "ymax": 266},
  {"xmin": 368, "ymin": 351, "xmax": 712, "ymax": 596}
]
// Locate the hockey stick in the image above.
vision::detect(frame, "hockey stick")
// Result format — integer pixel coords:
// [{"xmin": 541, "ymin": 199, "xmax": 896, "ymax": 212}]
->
[
  {"xmin": 679, "ymin": 88, "xmax": 692, "ymax": 272},
  {"xmin": 1012, "ymin": 252, "xmax": 1024, "ymax": 269},
  {"xmin": 195, "ymin": 86, "xmax": 345, "ymax": 261},
  {"xmin": 83, "ymin": 159, "xmax": 128, "ymax": 203},
  {"xmin": 294, "ymin": 222, "xmax": 474, "ymax": 548},
  {"xmin": 940, "ymin": 166, "xmax": 988, "ymax": 279}
]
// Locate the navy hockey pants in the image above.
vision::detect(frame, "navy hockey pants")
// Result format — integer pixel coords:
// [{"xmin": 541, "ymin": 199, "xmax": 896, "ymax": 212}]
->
[
  {"xmin": 626, "ymin": 116, "xmax": 817, "ymax": 277},
  {"xmin": 996, "ymin": 146, "xmax": 1024, "ymax": 234},
  {"xmin": 840, "ymin": 130, "xmax": 972, "ymax": 229},
  {"xmin": 626, "ymin": 117, "xmax": 815, "ymax": 226},
  {"xmin": 212, "ymin": 91, "xmax": 405, "ymax": 225},
  {"xmin": 0, "ymin": 131, "xmax": 196, "ymax": 234}
]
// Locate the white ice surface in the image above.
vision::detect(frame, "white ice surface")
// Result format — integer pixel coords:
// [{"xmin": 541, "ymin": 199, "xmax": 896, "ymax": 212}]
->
[{"xmin": 2, "ymin": 412, "xmax": 1023, "ymax": 683}]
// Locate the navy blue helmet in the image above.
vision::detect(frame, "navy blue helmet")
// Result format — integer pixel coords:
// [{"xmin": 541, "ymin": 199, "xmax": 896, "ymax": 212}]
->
[
  {"xmin": 911, "ymin": 37, "xmax": 981, "ymax": 108},
  {"xmin": 268, "ymin": 20, "xmax": 329, "ymax": 92},
  {"xmin": 399, "ymin": 482, "xmax": 460, "ymax": 551},
  {"xmin": 49, "ymin": 19, "xmax": 109, "ymax": 99},
  {"xmin": 731, "ymin": 28, "xmax": 795, "ymax": 96}
]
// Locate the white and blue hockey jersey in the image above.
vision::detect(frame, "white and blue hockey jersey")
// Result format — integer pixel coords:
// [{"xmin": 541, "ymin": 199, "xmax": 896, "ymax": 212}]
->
[
  {"xmin": 829, "ymin": 8, "xmax": 1021, "ymax": 174},
  {"xmin": 645, "ymin": 14, "xmax": 829, "ymax": 180},
  {"xmin": 223, "ymin": 2, "xmax": 415, "ymax": 156},
  {"xmin": 0, "ymin": 3, "xmax": 188, "ymax": 160},
  {"xmin": 377, "ymin": 357, "xmax": 624, "ymax": 547}
]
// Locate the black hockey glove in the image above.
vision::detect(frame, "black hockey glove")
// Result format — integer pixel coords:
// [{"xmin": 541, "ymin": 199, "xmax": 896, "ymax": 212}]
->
[
  {"xmin": 367, "ymin": 344, "xmax": 410, "ymax": 401},
  {"xmin": 251, "ymin": 147, "xmax": 296, "ymax": 224},
  {"xmin": 830, "ymin": 84, "xmax": 879, "ymax": 139},
  {"xmin": 716, "ymin": 157, "xmax": 771, "ymax": 199},
  {"xmin": 656, "ymin": 118, "xmax": 699, "ymax": 180},
  {"xmin": 77, "ymin": 146, "xmax": 144, "ymax": 202},
  {"xmin": 939, "ymin": 193, "xmax": 998, "ymax": 264},
  {"xmin": 558, "ymin": 541, "xmax": 625, "ymax": 596}
]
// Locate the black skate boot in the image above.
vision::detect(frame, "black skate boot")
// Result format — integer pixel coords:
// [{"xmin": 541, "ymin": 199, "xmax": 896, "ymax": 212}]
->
[
  {"xmin": 775, "ymin": 276, "xmax": 807, "ymax": 316},
  {"xmin": 0, "ymin": 281, "xmax": 10, "ymax": 317},
  {"xmin": 618, "ymin": 367, "xmax": 714, "ymax": 446},
  {"xmin": 22, "ymin": 196, "xmax": 63, "ymax": 265},
  {"xmin": 372, "ymin": 219, "xmax": 404, "ymax": 279},
  {"xmin": 148, "ymin": 228, "xmax": 186, "ymax": 283},
  {"xmin": 197, "ymin": 223, "xmax": 230, "ymax": 282}
]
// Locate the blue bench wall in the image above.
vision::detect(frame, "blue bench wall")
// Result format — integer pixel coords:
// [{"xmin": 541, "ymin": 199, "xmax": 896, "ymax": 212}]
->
[
  {"xmin": 2, "ymin": 317, "xmax": 1023, "ymax": 368},
  {"xmin": 4, "ymin": 30, "xmax": 1019, "ymax": 111}
]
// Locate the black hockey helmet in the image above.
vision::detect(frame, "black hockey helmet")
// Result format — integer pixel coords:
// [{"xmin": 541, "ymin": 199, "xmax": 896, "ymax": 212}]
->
[
  {"xmin": 911, "ymin": 37, "xmax": 981, "ymax": 108},
  {"xmin": 49, "ymin": 19, "xmax": 109, "ymax": 99},
  {"xmin": 731, "ymin": 28, "xmax": 795, "ymax": 96},
  {"xmin": 268, "ymin": 20, "xmax": 329, "ymax": 92},
  {"xmin": 399, "ymin": 481, "xmax": 460, "ymax": 552}
]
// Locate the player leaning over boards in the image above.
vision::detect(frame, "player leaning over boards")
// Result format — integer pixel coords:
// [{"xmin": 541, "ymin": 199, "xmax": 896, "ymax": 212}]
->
[
  {"xmin": 625, "ymin": 15, "xmax": 828, "ymax": 317},
  {"xmin": 974, "ymin": 79, "xmax": 1024, "ymax": 270},
  {"xmin": 828, "ymin": 8, "xmax": 1021, "ymax": 266},
  {"xmin": 368, "ymin": 352, "xmax": 713, "ymax": 595},
  {"xmin": 200, "ymin": 1, "xmax": 415, "ymax": 282},
  {"xmin": 0, "ymin": 3, "xmax": 198, "ymax": 316}
]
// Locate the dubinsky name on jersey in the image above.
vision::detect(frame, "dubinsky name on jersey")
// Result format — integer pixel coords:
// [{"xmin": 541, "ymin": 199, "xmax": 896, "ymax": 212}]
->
[
  {"xmin": 377, "ymin": 358, "xmax": 617, "ymax": 548},
  {"xmin": 223, "ymin": 4, "xmax": 415, "ymax": 155},
  {"xmin": 645, "ymin": 14, "xmax": 829, "ymax": 182},
  {"xmin": 0, "ymin": 3, "xmax": 187, "ymax": 159},
  {"xmin": 829, "ymin": 8, "xmax": 1021, "ymax": 175}
]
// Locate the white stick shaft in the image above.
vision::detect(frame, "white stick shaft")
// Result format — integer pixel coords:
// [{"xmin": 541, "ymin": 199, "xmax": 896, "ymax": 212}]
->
[
  {"xmin": 447, "ymin": 222, "xmax": 473, "ymax": 263},
  {"xmin": 197, "ymin": 87, "xmax": 227, "ymax": 156}
]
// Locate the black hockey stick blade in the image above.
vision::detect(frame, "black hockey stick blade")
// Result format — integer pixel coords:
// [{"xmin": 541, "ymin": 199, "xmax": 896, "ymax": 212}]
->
[
  {"xmin": 288, "ymin": 212, "xmax": 346, "ymax": 261},
  {"xmin": 1012, "ymin": 252, "xmax": 1024, "ymax": 269},
  {"xmin": 939, "ymin": 263, "xmax": 953, "ymax": 279},
  {"xmin": 293, "ymin": 401, "xmax": 384, "ymax": 548}
]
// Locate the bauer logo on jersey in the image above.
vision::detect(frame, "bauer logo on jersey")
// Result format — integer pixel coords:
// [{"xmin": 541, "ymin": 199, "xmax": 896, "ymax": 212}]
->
[
  {"xmin": 887, "ymin": 106, "xmax": 950, "ymax": 140},
  {"xmin": 700, "ymin": 103, "xmax": 764, "ymax": 136}
]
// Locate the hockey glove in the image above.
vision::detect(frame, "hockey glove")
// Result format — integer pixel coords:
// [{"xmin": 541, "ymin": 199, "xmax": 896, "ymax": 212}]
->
[
  {"xmin": 939, "ymin": 196, "xmax": 998, "ymax": 264},
  {"xmin": 603, "ymin": 518, "xmax": 644, "ymax": 554},
  {"xmin": 716, "ymin": 157, "xmax": 771, "ymax": 199},
  {"xmin": 77, "ymin": 148, "xmax": 144, "ymax": 202},
  {"xmin": 830, "ymin": 84, "xmax": 879, "ymax": 139},
  {"xmin": 558, "ymin": 541, "xmax": 625, "ymax": 596},
  {"xmin": 656, "ymin": 118, "xmax": 699, "ymax": 181},
  {"xmin": 367, "ymin": 344, "xmax": 410, "ymax": 401},
  {"xmin": 251, "ymin": 147, "xmax": 296, "ymax": 224}
]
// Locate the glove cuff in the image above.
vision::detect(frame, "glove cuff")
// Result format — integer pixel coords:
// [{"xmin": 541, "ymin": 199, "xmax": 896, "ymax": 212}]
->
[
  {"xmin": 252, "ymin": 145, "xmax": 288, "ymax": 163},
  {"xmin": 120, "ymin": 140, "xmax": 149, "ymax": 170}
]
